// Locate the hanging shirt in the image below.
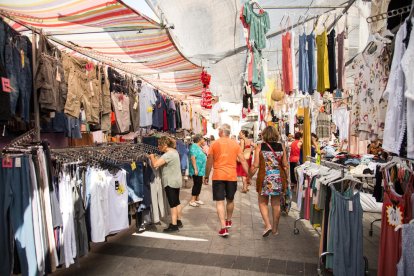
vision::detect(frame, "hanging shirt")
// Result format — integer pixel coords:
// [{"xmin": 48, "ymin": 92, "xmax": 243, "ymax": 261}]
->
[
  {"xmin": 106, "ymin": 169, "xmax": 128, "ymax": 234},
  {"xmin": 383, "ymin": 22, "xmax": 407, "ymax": 155},
  {"xmin": 337, "ymin": 31, "xmax": 346, "ymax": 90},
  {"xmin": 332, "ymin": 107, "xmax": 350, "ymax": 141},
  {"xmin": 291, "ymin": 30, "xmax": 297, "ymax": 91},
  {"xmin": 316, "ymin": 30, "xmax": 330, "ymax": 93},
  {"xmin": 327, "ymin": 29, "xmax": 337, "ymax": 92},
  {"xmin": 180, "ymin": 104, "xmax": 191, "ymax": 130},
  {"xmin": 350, "ymin": 43, "xmax": 391, "ymax": 140},
  {"xmin": 282, "ymin": 32, "xmax": 293, "ymax": 94},
  {"xmin": 210, "ymin": 102, "xmax": 222, "ymax": 125},
  {"xmin": 378, "ymin": 189, "xmax": 411, "ymax": 276},
  {"xmin": 401, "ymin": 18, "xmax": 414, "ymax": 159},
  {"xmin": 307, "ymin": 33, "xmax": 317, "ymax": 94},
  {"xmin": 298, "ymin": 33, "xmax": 309, "ymax": 93},
  {"xmin": 152, "ymin": 90, "xmax": 165, "ymax": 130},
  {"xmin": 242, "ymin": 3, "xmax": 270, "ymax": 50},
  {"xmin": 139, "ymin": 85, "xmax": 156, "ymax": 127}
]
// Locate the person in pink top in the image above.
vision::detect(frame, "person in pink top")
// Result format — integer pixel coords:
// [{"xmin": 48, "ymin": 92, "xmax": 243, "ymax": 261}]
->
[{"xmin": 289, "ymin": 132, "xmax": 302, "ymax": 190}]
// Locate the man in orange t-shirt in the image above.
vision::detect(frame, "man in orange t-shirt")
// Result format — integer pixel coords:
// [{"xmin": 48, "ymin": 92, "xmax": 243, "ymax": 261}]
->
[{"xmin": 205, "ymin": 124, "xmax": 249, "ymax": 237}]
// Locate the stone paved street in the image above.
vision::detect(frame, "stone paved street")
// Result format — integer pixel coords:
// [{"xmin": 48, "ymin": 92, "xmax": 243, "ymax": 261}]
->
[{"xmin": 54, "ymin": 180, "xmax": 381, "ymax": 276}]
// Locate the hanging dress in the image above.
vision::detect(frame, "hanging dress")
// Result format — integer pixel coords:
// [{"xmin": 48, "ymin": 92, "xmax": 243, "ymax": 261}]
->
[
  {"xmin": 307, "ymin": 32, "xmax": 317, "ymax": 93},
  {"xmin": 282, "ymin": 32, "xmax": 293, "ymax": 94},
  {"xmin": 316, "ymin": 30, "xmax": 330, "ymax": 93},
  {"xmin": 298, "ymin": 33, "xmax": 309, "ymax": 93}
]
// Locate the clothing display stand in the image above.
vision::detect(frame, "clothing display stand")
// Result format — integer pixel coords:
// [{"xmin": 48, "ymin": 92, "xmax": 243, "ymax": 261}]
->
[{"xmin": 293, "ymin": 157, "xmax": 346, "ymax": 235}]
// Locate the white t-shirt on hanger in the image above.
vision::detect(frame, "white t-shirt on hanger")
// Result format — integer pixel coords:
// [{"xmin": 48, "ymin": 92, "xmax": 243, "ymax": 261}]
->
[
  {"xmin": 106, "ymin": 169, "xmax": 128, "ymax": 234},
  {"xmin": 211, "ymin": 102, "xmax": 222, "ymax": 125}
]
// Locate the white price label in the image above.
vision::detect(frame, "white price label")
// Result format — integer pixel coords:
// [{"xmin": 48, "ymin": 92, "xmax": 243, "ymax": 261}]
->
[{"xmin": 15, "ymin": 157, "xmax": 21, "ymax": 168}]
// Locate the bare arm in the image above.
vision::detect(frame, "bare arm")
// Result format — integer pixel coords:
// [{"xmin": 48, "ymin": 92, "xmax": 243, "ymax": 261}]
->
[
  {"xmin": 281, "ymin": 145, "xmax": 288, "ymax": 170},
  {"xmin": 204, "ymin": 154, "xmax": 214, "ymax": 184},
  {"xmin": 240, "ymin": 139, "xmax": 245, "ymax": 150},
  {"xmin": 249, "ymin": 144, "xmax": 261, "ymax": 177},
  {"xmin": 191, "ymin": 156, "xmax": 198, "ymax": 175},
  {"xmin": 149, "ymin": 154, "xmax": 166, "ymax": 169},
  {"xmin": 237, "ymin": 152, "xmax": 249, "ymax": 176}
]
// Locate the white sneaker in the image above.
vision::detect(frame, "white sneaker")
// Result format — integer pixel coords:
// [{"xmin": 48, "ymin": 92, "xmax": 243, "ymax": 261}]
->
[
  {"xmin": 195, "ymin": 200, "xmax": 204, "ymax": 205},
  {"xmin": 189, "ymin": 201, "xmax": 199, "ymax": 207}
]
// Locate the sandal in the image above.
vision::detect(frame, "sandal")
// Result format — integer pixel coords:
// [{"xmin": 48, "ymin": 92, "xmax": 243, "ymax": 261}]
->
[{"xmin": 263, "ymin": 228, "xmax": 272, "ymax": 237}]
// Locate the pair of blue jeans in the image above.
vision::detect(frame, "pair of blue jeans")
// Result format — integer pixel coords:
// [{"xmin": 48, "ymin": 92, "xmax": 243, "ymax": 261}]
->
[
  {"xmin": 5, "ymin": 34, "xmax": 32, "ymax": 122},
  {"xmin": 0, "ymin": 155, "xmax": 37, "ymax": 276},
  {"xmin": 123, "ymin": 162, "xmax": 144, "ymax": 204}
]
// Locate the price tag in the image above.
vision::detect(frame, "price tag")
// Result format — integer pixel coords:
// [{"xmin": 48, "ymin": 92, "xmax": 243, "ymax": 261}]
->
[
  {"xmin": 20, "ymin": 50, "xmax": 25, "ymax": 68},
  {"xmin": 2, "ymin": 77, "xmax": 11, "ymax": 93},
  {"xmin": 348, "ymin": 200, "xmax": 353, "ymax": 212},
  {"xmin": 115, "ymin": 180, "xmax": 119, "ymax": 190},
  {"xmin": 147, "ymin": 106, "xmax": 153, "ymax": 113},
  {"xmin": 133, "ymin": 101, "xmax": 138, "ymax": 110},
  {"xmin": 15, "ymin": 157, "xmax": 21, "ymax": 168},
  {"xmin": 56, "ymin": 67, "xmax": 61, "ymax": 82},
  {"xmin": 2, "ymin": 157, "xmax": 13, "ymax": 168},
  {"xmin": 131, "ymin": 161, "xmax": 136, "ymax": 171},
  {"xmin": 50, "ymin": 112, "xmax": 55, "ymax": 118},
  {"xmin": 117, "ymin": 101, "xmax": 123, "ymax": 111},
  {"xmin": 89, "ymin": 81, "xmax": 94, "ymax": 96}
]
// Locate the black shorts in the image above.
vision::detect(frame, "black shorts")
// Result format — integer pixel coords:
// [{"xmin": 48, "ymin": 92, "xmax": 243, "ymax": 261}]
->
[
  {"xmin": 212, "ymin": 180, "xmax": 237, "ymax": 201},
  {"xmin": 165, "ymin": 186, "xmax": 181, "ymax": 208}
]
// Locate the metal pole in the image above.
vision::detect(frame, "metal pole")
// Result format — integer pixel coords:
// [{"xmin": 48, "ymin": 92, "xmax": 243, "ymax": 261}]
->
[
  {"xmin": 257, "ymin": 5, "xmax": 347, "ymax": 10},
  {"xmin": 303, "ymin": 107, "xmax": 311, "ymax": 162},
  {"xmin": 31, "ymin": 30, "xmax": 40, "ymax": 141},
  {"xmin": 327, "ymin": 0, "xmax": 356, "ymax": 31}
]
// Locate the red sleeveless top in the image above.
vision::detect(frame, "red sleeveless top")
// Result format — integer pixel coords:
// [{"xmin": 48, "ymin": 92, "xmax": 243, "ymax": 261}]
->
[{"xmin": 289, "ymin": 140, "xmax": 301, "ymax": 163}]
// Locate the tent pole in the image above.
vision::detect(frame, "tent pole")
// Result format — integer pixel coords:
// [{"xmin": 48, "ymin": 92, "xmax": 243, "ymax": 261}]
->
[
  {"xmin": 32, "ymin": 30, "xmax": 40, "ymax": 141},
  {"xmin": 257, "ymin": 5, "xmax": 347, "ymax": 10}
]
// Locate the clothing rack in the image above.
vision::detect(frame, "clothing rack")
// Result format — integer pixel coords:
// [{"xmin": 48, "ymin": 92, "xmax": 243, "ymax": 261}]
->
[
  {"xmin": 304, "ymin": 157, "xmax": 370, "ymax": 275},
  {"xmin": 293, "ymin": 157, "xmax": 348, "ymax": 235},
  {"xmin": 366, "ymin": 5, "xmax": 412, "ymax": 23},
  {"xmin": 2, "ymin": 128, "xmax": 39, "ymax": 151},
  {"xmin": 0, "ymin": 10, "xmax": 184, "ymax": 102}
]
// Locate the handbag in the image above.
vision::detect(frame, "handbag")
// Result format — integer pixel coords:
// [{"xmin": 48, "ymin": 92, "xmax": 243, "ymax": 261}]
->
[{"xmin": 264, "ymin": 142, "xmax": 288, "ymax": 193}]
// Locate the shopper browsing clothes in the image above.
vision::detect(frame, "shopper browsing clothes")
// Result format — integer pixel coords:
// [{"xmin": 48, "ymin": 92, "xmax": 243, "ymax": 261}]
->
[
  {"xmin": 205, "ymin": 124, "xmax": 249, "ymax": 237},
  {"xmin": 249, "ymin": 126, "xmax": 288, "ymax": 237},
  {"xmin": 149, "ymin": 136, "xmax": 183, "ymax": 233},
  {"xmin": 289, "ymin": 132, "xmax": 302, "ymax": 190},
  {"xmin": 237, "ymin": 130, "xmax": 254, "ymax": 193},
  {"xmin": 189, "ymin": 134, "xmax": 207, "ymax": 207}
]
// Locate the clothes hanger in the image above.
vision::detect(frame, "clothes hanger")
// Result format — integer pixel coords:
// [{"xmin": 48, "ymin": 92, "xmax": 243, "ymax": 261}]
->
[
  {"xmin": 323, "ymin": 14, "xmax": 330, "ymax": 30},
  {"xmin": 394, "ymin": 218, "xmax": 414, "ymax": 231},
  {"xmin": 329, "ymin": 173, "xmax": 365, "ymax": 188}
]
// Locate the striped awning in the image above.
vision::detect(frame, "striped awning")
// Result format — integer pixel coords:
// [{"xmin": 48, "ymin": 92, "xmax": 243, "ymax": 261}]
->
[{"xmin": 0, "ymin": 0, "xmax": 202, "ymax": 96}]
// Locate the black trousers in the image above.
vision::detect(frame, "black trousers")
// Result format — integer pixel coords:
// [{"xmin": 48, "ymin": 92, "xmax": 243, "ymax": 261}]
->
[{"xmin": 191, "ymin": 175, "xmax": 203, "ymax": 196}]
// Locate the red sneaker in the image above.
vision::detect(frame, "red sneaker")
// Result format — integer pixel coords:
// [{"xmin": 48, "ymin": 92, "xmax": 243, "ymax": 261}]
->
[
  {"xmin": 225, "ymin": 220, "xmax": 232, "ymax": 228},
  {"xmin": 218, "ymin": 228, "xmax": 229, "ymax": 237}
]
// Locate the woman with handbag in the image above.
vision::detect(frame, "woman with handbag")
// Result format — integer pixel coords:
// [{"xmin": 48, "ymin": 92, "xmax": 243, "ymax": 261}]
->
[
  {"xmin": 237, "ymin": 130, "xmax": 254, "ymax": 193},
  {"xmin": 249, "ymin": 126, "xmax": 288, "ymax": 237}
]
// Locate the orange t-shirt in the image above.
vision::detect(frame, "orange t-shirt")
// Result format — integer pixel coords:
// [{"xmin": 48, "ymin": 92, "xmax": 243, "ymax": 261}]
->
[{"xmin": 208, "ymin": 137, "xmax": 242, "ymax": 181}]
